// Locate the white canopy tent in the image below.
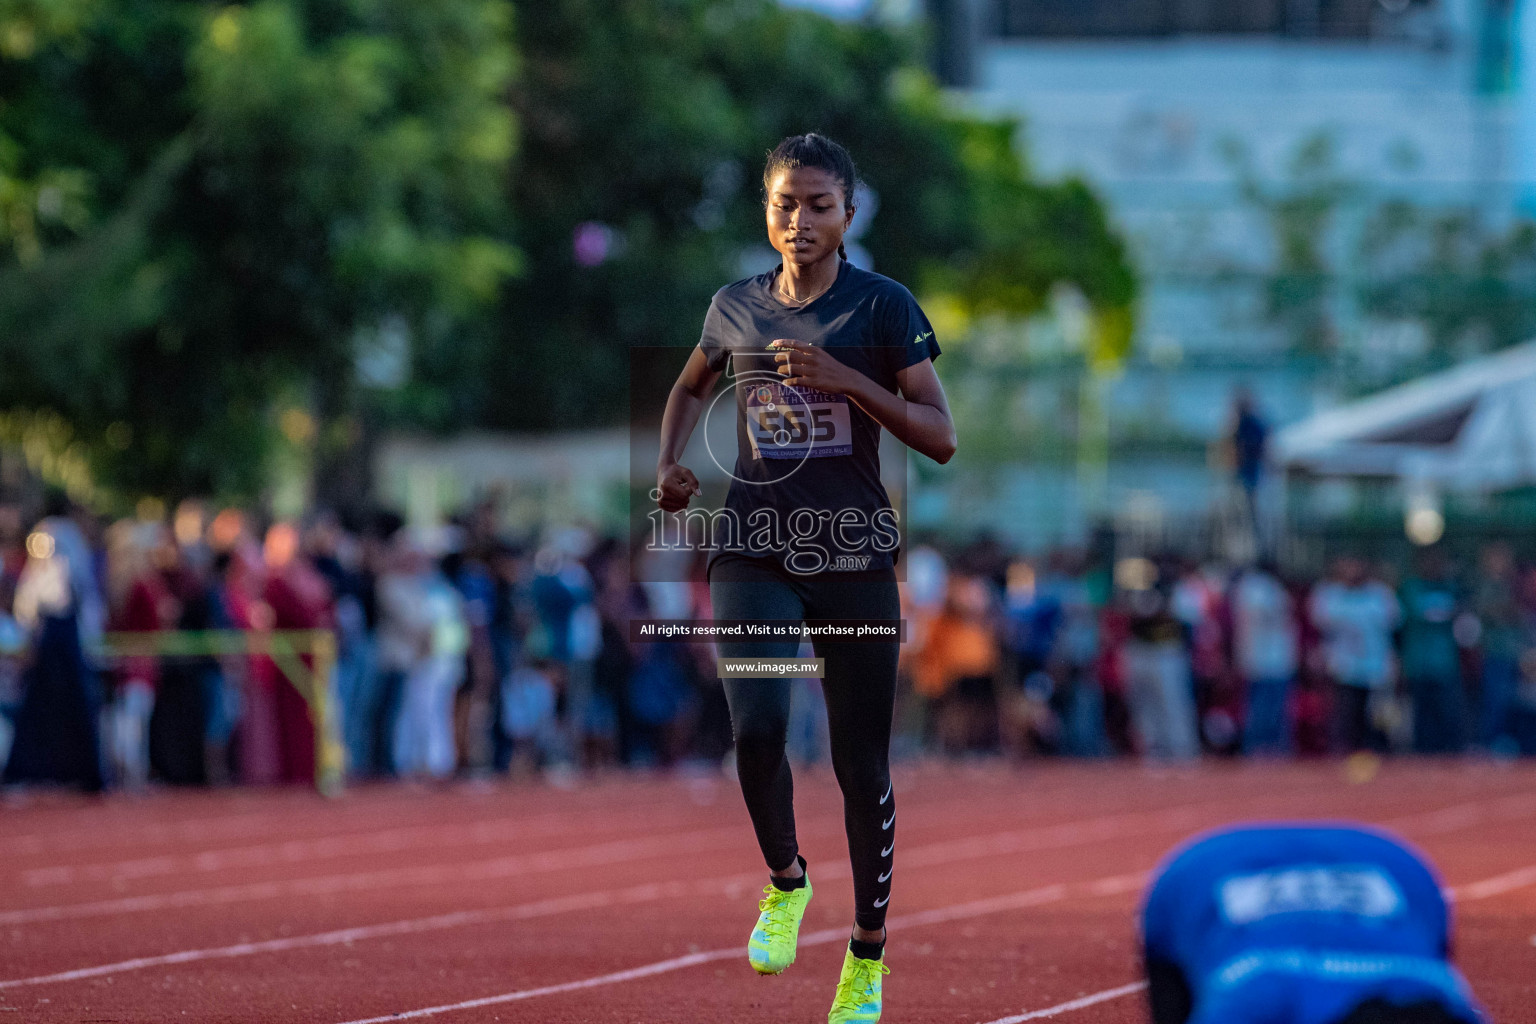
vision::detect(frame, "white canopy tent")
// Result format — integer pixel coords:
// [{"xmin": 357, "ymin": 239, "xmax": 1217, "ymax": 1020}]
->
[{"xmin": 1274, "ymin": 339, "xmax": 1536, "ymax": 493}]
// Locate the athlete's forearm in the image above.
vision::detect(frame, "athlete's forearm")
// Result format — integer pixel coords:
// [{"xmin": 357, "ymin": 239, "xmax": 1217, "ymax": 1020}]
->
[
  {"xmin": 658, "ymin": 385, "xmax": 707, "ymax": 471},
  {"xmin": 846, "ymin": 378, "xmax": 957, "ymax": 464}
]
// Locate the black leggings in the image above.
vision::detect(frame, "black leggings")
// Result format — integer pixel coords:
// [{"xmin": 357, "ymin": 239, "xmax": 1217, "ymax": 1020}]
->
[{"xmin": 709, "ymin": 553, "xmax": 900, "ymax": 933}]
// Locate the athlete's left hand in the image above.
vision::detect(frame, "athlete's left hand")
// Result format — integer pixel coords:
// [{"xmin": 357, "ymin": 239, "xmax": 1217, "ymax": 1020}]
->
[{"xmin": 770, "ymin": 339, "xmax": 863, "ymax": 395}]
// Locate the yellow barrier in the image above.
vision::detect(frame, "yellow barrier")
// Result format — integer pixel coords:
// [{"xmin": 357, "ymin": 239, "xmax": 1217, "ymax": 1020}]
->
[{"xmin": 96, "ymin": 629, "xmax": 343, "ymax": 796}]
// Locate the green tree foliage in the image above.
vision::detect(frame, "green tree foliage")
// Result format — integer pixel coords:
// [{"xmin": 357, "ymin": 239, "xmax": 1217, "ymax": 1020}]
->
[
  {"xmin": 0, "ymin": 0, "xmax": 1134, "ymax": 501},
  {"xmin": 1228, "ymin": 130, "xmax": 1536, "ymax": 380},
  {"xmin": 0, "ymin": 0, "xmax": 517, "ymax": 504},
  {"xmin": 1357, "ymin": 203, "xmax": 1536, "ymax": 365},
  {"xmin": 1222, "ymin": 133, "xmax": 1354, "ymax": 357},
  {"xmin": 484, "ymin": 0, "xmax": 1135, "ymax": 430}
]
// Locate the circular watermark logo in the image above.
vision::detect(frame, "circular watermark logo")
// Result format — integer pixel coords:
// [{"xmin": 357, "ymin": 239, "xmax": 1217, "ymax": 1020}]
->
[{"xmin": 701, "ymin": 369, "xmax": 823, "ymax": 487}]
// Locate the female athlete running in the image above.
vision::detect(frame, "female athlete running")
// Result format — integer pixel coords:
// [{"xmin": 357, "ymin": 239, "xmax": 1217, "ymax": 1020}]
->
[{"xmin": 656, "ymin": 134, "xmax": 955, "ymax": 1024}]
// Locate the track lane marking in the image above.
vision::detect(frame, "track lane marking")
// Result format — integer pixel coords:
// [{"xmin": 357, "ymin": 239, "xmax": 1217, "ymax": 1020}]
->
[
  {"xmin": 0, "ymin": 768, "xmax": 1126, "ymax": 861},
  {"xmin": 5, "ymin": 764, "xmax": 1521, "ymax": 861},
  {"xmin": 957, "ymin": 858, "xmax": 1536, "ymax": 1024},
  {"xmin": 318, "ymin": 849, "xmax": 1536, "ymax": 1023},
  {"xmin": 1383, "ymin": 793, "xmax": 1536, "ymax": 836},
  {"xmin": 0, "ymin": 796, "xmax": 1239, "ymax": 927},
  {"xmin": 1449, "ymin": 865, "xmax": 1536, "ymax": 902},
  {"xmin": 13, "ymin": 807, "xmax": 722, "ymax": 889},
  {"xmin": 13, "ymin": 767, "xmax": 1476, "ymax": 906},
  {"xmin": 0, "ymin": 775, "xmax": 1224, "ymax": 900},
  {"xmin": 0, "ymin": 801, "xmax": 1199, "ymax": 986},
  {"xmin": 0, "ymin": 780, "xmax": 724, "ymax": 857},
  {"xmin": 3, "ymin": 785, "xmax": 1260, "ymax": 986},
  {"xmin": 6, "ymin": 782, "xmax": 802, "ymax": 888},
  {"xmin": 973, "ymin": 982, "xmax": 1149, "ymax": 1023},
  {"xmin": 0, "ymin": 882, "xmax": 719, "ymax": 991},
  {"xmin": 6, "ymin": 767, "xmax": 1370, "ymax": 927},
  {"xmin": 0, "ymin": 827, "xmax": 745, "ymax": 927},
  {"xmin": 325, "ymin": 875, "xmax": 1142, "ymax": 1024},
  {"xmin": 7, "ymin": 778, "xmax": 889, "ymax": 888},
  {"xmin": 8, "ymin": 788, "xmax": 1529, "ymax": 989}
]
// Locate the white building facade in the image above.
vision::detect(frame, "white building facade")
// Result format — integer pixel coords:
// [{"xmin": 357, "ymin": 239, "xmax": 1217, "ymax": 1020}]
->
[{"xmin": 926, "ymin": 0, "xmax": 1530, "ymax": 547}]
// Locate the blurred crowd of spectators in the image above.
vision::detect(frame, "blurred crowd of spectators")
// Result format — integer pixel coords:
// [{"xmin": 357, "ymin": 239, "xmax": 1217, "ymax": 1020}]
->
[
  {"xmin": 904, "ymin": 539, "xmax": 1536, "ymax": 763},
  {"xmin": 3, "ymin": 493, "xmax": 1536, "ymax": 794},
  {"xmin": 0, "ymin": 495, "xmax": 733, "ymax": 792}
]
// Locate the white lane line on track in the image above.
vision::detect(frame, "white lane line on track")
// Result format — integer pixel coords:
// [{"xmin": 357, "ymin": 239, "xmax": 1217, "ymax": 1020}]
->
[
  {"xmin": 960, "ymin": 848, "xmax": 1536, "ymax": 1024},
  {"xmin": 0, "ymin": 827, "xmax": 744, "ymax": 927},
  {"xmin": 973, "ymin": 982, "xmax": 1150, "ymax": 1023},
  {"xmin": 0, "ymin": 803, "xmax": 346, "ymax": 859},
  {"xmin": 2, "ymin": 789, "xmax": 1516, "ymax": 987},
  {"xmin": 957, "ymin": 858, "xmax": 1536, "ymax": 1024},
  {"xmin": 1383, "ymin": 793, "xmax": 1536, "ymax": 836},
  {"xmin": 0, "ymin": 770, "xmax": 1143, "ymax": 890},
  {"xmin": 0, "ymin": 769, "xmax": 1013, "ymax": 859},
  {"xmin": 12, "ymin": 776, "xmax": 1499, "ymax": 921},
  {"xmin": 0, "ymin": 882, "xmax": 726, "ymax": 991},
  {"xmin": 1, "ymin": 766, "xmax": 1518, "ymax": 860},
  {"xmin": 2, "ymin": 773, "xmax": 1182, "ymax": 887},
  {"xmin": 0, "ymin": 873, "xmax": 1136, "ymax": 992},
  {"xmin": 0, "ymin": 805, "xmax": 1167, "ymax": 988},
  {"xmin": 0, "ymin": 802, "xmax": 501, "ymax": 861},
  {"xmin": 8, "ymin": 787, "xmax": 770, "ymax": 888},
  {"xmin": 21, "ymin": 833, "xmax": 1519, "ymax": 1004},
  {"xmin": 1448, "ymin": 865, "xmax": 1536, "ymax": 902},
  {"xmin": 955, "ymin": 860, "xmax": 1536, "ymax": 1024},
  {"xmin": 0, "ymin": 796, "xmax": 1228, "ymax": 927},
  {"xmin": 0, "ymin": 784, "xmax": 715, "ymax": 861},
  {"xmin": 13, "ymin": 808, "xmax": 714, "ymax": 889},
  {"xmin": 14, "ymin": 808, "xmax": 1180, "ymax": 891},
  {"xmin": 319, "ymin": 832, "xmax": 1536, "ymax": 1024},
  {"xmin": 327, "ymin": 876, "xmax": 1134, "ymax": 1024}
]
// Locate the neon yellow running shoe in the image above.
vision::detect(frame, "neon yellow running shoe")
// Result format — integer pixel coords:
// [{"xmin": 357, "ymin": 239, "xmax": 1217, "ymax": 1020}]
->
[
  {"xmin": 747, "ymin": 873, "xmax": 813, "ymax": 975},
  {"xmin": 828, "ymin": 946, "xmax": 889, "ymax": 1023}
]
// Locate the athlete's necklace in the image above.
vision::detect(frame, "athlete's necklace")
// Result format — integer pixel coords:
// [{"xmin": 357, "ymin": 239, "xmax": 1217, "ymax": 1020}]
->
[{"xmin": 776, "ymin": 269, "xmax": 833, "ymax": 307}]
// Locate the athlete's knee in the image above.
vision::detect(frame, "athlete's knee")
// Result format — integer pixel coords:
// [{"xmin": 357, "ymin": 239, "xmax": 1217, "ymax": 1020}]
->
[
  {"xmin": 732, "ymin": 726, "xmax": 790, "ymax": 775},
  {"xmin": 832, "ymin": 758, "xmax": 891, "ymax": 806},
  {"xmin": 731, "ymin": 707, "xmax": 789, "ymax": 746}
]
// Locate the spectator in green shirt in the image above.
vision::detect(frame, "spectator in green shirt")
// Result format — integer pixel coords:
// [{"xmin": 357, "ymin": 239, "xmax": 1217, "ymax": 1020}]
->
[
  {"xmin": 1472, "ymin": 543, "xmax": 1523, "ymax": 752},
  {"xmin": 1398, "ymin": 547, "xmax": 1467, "ymax": 754}
]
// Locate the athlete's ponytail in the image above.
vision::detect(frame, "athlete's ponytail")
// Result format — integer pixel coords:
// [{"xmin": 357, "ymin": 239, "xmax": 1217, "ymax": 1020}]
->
[{"xmin": 763, "ymin": 133, "xmax": 859, "ymax": 260}]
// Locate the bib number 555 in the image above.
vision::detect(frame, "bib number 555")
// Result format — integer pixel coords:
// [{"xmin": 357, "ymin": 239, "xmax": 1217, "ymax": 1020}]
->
[{"xmin": 756, "ymin": 406, "xmax": 836, "ymax": 444}]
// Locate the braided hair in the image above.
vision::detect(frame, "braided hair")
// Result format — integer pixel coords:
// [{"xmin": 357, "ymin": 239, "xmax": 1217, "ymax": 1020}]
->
[{"xmin": 762, "ymin": 133, "xmax": 858, "ymax": 261}]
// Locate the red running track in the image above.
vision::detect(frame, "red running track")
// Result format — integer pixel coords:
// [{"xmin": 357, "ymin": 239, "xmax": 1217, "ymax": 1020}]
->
[{"xmin": 1, "ymin": 760, "xmax": 1534, "ymax": 1023}]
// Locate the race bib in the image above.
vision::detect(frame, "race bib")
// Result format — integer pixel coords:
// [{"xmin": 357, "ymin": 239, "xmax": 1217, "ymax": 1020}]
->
[
  {"xmin": 1219, "ymin": 866, "xmax": 1405, "ymax": 925},
  {"xmin": 745, "ymin": 382, "xmax": 853, "ymax": 460}
]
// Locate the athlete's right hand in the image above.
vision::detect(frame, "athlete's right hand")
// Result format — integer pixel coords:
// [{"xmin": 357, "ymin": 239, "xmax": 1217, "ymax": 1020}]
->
[{"xmin": 656, "ymin": 462, "xmax": 702, "ymax": 512}]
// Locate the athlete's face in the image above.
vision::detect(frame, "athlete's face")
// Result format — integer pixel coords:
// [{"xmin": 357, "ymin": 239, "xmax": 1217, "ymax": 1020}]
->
[{"xmin": 765, "ymin": 167, "xmax": 854, "ymax": 267}]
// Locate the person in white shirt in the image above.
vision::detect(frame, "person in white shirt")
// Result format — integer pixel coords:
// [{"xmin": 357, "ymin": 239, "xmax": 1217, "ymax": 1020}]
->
[
  {"xmin": 1232, "ymin": 561, "xmax": 1299, "ymax": 755},
  {"xmin": 1308, "ymin": 557, "xmax": 1401, "ymax": 754}
]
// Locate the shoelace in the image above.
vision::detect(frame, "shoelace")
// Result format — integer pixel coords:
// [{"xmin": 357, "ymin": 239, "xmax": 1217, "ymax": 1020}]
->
[
  {"xmin": 831, "ymin": 957, "xmax": 890, "ymax": 1012},
  {"xmin": 757, "ymin": 885, "xmax": 799, "ymax": 939}
]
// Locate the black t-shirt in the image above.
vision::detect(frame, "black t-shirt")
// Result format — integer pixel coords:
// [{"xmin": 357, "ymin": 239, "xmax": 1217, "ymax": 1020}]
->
[{"xmin": 697, "ymin": 260, "xmax": 940, "ymax": 574}]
